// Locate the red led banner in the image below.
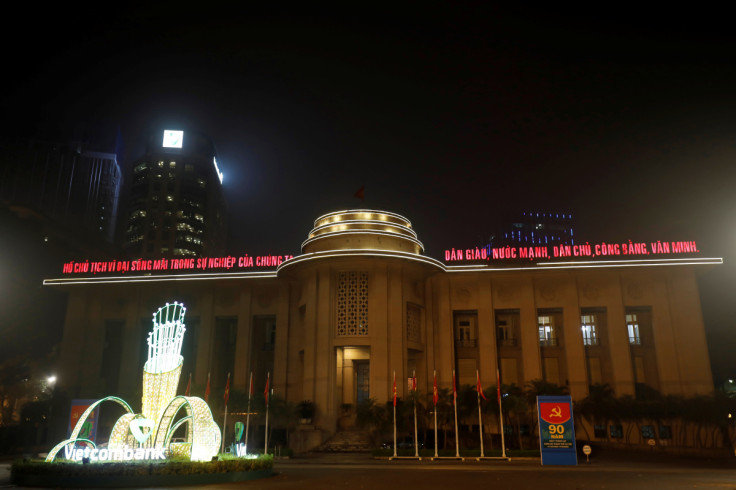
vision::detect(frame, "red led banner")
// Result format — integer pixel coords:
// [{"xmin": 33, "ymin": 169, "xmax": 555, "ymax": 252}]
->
[
  {"xmin": 445, "ymin": 240, "xmax": 699, "ymax": 262},
  {"xmin": 62, "ymin": 254, "xmax": 295, "ymax": 275}
]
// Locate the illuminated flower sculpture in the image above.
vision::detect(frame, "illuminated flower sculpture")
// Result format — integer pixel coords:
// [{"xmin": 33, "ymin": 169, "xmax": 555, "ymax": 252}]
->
[{"xmin": 46, "ymin": 302, "xmax": 221, "ymax": 462}]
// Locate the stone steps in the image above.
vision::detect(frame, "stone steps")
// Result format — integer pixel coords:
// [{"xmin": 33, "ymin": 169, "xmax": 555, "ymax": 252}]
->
[{"xmin": 314, "ymin": 430, "xmax": 372, "ymax": 452}]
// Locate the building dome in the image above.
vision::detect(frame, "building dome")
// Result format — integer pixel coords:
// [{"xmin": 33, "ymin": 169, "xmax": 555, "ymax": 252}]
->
[{"xmin": 301, "ymin": 209, "xmax": 424, "ymax": 254}]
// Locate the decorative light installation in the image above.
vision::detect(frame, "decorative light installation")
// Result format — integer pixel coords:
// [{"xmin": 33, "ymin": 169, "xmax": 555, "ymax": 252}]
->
[{"xmin": 46, "ymin": 302, "xmax": 221, "ymax": 463}]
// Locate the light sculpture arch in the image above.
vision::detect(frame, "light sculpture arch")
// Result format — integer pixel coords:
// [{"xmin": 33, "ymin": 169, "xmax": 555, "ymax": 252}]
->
[
  {"xmin": 45, "ymin": 396, "xmax": 134, "ymax": 462},
  {"xmin": 46, "ymin": 302, "xmax": 221, "ymax": 463}
]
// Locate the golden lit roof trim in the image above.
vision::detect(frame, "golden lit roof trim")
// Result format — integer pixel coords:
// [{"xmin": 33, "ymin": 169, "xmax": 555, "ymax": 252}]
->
[
  {"xmin": 300, "ymin": 229, "xmax": 425, "ymax": 252},
  {"xmin": 313, "ymin": 209, "xmax": 413, "ymax": 229},
  {"xmin": 309, "ymin": 220, "xmax": 419, "ymax": 239}
]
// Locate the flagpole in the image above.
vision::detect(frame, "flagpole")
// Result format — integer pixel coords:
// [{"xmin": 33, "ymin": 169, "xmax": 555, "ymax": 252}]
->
[
  {"xmin": 264, "ymin": 371, "xmax": 270, "ymax": 455},
  {"xmin": 245, "ymin": 371, "xmax": 252, "ymax": 454},
  {"xmin": 433, "ymin": 369, "xmax": 438, "ymax": 459},
  {"xmin": 222, "ymin": 372, "xmax": 230, "ymax": 454},
  {"xmin": 413, "ymin": 370, "xmax": 418, "ymax": 459},
  {"xmin": 453, "ymin": 370, "xmax": 459, "ymax": 458},
  {"xmin": 497, "ymin": 369, "xmax": 507, "ymax": 459},
  {"xmin": 477, "ymin": 370, "xmax": 484, "ymax": 458},
  {"xmin": 392, "ymin": 370, "xmax": 397, "ymax": 459}
]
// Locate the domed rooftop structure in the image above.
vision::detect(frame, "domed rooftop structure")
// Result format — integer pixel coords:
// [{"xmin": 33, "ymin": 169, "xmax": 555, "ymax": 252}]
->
[{"xmin": 301, "ymin": 209, "xmax": 424, "ymax": 254}]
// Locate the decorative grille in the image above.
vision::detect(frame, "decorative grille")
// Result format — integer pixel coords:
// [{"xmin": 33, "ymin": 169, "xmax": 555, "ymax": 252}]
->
[
  {"xmin": 407, "ymin": 304, "xmax": 421, "ymax": 343},
  {"xmin": 337, "ymin": 272, "xmax": 368, "ymax": 336}
]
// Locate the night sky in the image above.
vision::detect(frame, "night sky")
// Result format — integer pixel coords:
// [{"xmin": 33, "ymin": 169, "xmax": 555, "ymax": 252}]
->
[{"xmin": 3, "ymin": 7, "xmax": 735, "ymax": 379}]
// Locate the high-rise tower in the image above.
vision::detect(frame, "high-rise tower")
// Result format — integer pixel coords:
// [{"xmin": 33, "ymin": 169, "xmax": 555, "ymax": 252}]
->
[{"xmin": 124, "ymin": 129, "xmax": 226, "ymax": 258}]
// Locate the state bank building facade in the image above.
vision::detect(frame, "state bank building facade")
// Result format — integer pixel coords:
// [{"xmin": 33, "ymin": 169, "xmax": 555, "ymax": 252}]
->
[{"xmin": 48, "ymin": 210, "xmax": 720, "ymax": 451}]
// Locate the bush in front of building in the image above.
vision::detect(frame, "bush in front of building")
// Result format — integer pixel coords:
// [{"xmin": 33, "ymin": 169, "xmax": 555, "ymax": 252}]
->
[{"xmin": 11, "ymin": 454, "xmax": 273, "ymax": 478}]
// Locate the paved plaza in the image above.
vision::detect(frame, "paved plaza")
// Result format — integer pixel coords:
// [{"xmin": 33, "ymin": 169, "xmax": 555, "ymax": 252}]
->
[{"xmin": 2, "ymin": 452, "xmax": 735, "ymax": 489}]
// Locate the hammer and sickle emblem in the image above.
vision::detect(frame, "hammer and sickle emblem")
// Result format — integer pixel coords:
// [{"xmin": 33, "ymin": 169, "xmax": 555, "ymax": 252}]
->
[{"xmin": 550, "ymin": 406, "xmax": 562, "ymax": 418}]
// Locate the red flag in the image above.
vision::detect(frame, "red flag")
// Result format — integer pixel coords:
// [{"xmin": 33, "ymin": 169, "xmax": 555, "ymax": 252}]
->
[
  {"xmin": 185, "ymin": 372, "xmax": 191, "ymax": 397},
  {"xmin": 248, "ymin": 371, "xmax": 254, "ymax": 397},
  {"xmin": 452, "ymin": 370, "xmax": 457, "ymax": 405},
  {"xmin": 354, "ymin": 185, "xmax": 365, "ymax": 201},
  {"xmin": 223, "ymin": 372, "xmax": 231, "ymax": 405},
  {"xmin": 496, "ymin": 368, "xmax": 502, "ymax": 405},
  {"xmin": 433, "ymin": 370, "xmax": 438, "ymax": 406},
  {"xmin": 412, "ymin": 372, "xmax": 417, "ymax": 392},
  {"xmin": 476, "ymin": 370, "xmax": 486, "ymax": 401},
  {"xmin": 204, "ymin": 372, "xmax": 211, "ymax": 402},
  {"xmin": 264, "ymin": 372, "xmax": 270, "ymax": 405},
  {"xmin": 392, "ymin": 371, "xmax": 397, "ymax": 407}
]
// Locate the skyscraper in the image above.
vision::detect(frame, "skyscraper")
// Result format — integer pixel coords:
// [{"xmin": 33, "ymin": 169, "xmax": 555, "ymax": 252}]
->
[
  {"xmin": 488, "ymin": 211, "xmax": 575, "ymax": 248},
  {"xmin": 0, "ymin": 136, "xmax": 123, "ymax": 242},
  {"xmin": 123, "ymin": 129, "xmax": 226, "ymax": 258}
]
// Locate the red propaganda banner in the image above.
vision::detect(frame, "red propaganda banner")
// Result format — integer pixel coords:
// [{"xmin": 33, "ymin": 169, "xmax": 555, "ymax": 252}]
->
[
  {"xmin": 445, "ymin": 240, "xmax": 701, "ymax": 263},
  {"xmin": 537, "ymin": 395, "xmax": 577, "ymax": 465},
  {"xmin": 61, "ymin": 254, "xmax": 295, "ymax": 276},
  {"xmin": 539, "ymin": 402, "xmax": 571, "ymax": 425}
]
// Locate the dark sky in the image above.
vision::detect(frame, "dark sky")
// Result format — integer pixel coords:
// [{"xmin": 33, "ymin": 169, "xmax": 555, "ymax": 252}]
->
[{"xmin": 3, "ymin": 7, "xmax": 736, "ymax": 379}]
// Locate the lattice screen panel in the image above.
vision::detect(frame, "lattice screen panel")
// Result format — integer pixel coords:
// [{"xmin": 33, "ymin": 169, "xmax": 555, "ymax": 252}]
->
[{"xmin": 337, "ymin": 271, "xmax": 368, "ymax": 336}]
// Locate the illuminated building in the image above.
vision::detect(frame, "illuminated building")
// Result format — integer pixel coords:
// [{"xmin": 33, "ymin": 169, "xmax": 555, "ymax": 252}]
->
[
  {"xmin": 124, "ymin": 129, "xmax": 226, "ymax": 259},
  {"xmin": 0, "ymin": 135, "xmax": 123, "ymax": 242},
  {"xmin": 48, "ymin": 209, "xmax": 719, "ymax": 452},
  {"xmin": 488, "ymin": 211, "xmax": 575, "ymax": 249}
]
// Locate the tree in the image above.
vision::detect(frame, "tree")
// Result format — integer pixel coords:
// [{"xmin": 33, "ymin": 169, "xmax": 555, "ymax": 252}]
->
[
  {"xmin": 500, "ymin": 383, "xmax": 527, "ymax": 449},
  {"xmin": 355, "ymin": 397, "xmax": 390, "ymax": 446}
]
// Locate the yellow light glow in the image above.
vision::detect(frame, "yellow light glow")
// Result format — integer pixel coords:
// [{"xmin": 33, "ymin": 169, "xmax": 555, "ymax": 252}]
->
[{"xmin": 45, "ymin": 303, "xmax": 221, "ymax": 463}]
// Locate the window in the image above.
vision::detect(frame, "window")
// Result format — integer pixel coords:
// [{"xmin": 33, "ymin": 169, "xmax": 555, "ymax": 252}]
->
[
  {"xmin": 169, "ymin": 161, "xmax": 176, "ymax": 168},
  {"xmin": 610, "ymin": 424, "xmax": 623, "ymax": 438},
  {"xmin": 581, "ymin": 314, "xmax": 599, "ymax": 345},
  {"xmin": 659, "ymin": 425, "xmax": 672, "ymax": 439},
  {"xmin": 538, "ymin": 315, "xmax": 557, "ymax": 346},
  {"xmin": 496, "ymin": 310, "xmax": 519, "ymax": 347},
  {"xmin": 594, "ymin": 425, "xmax": 606, "ymax": 438},
  {"xmin": 457, "ymin": 320, "xmax": 472, "ymax": 340},
  {"xmin": 641, "ymin": 425, "xmax": 656, "ymax": 439},
  {"xmin": 627, "ymin": 313, "xmax": 641, "ymax": 345},
  {"xmin": 454, "ymin": 314, "xmax": 477, "ymax": 348}
]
